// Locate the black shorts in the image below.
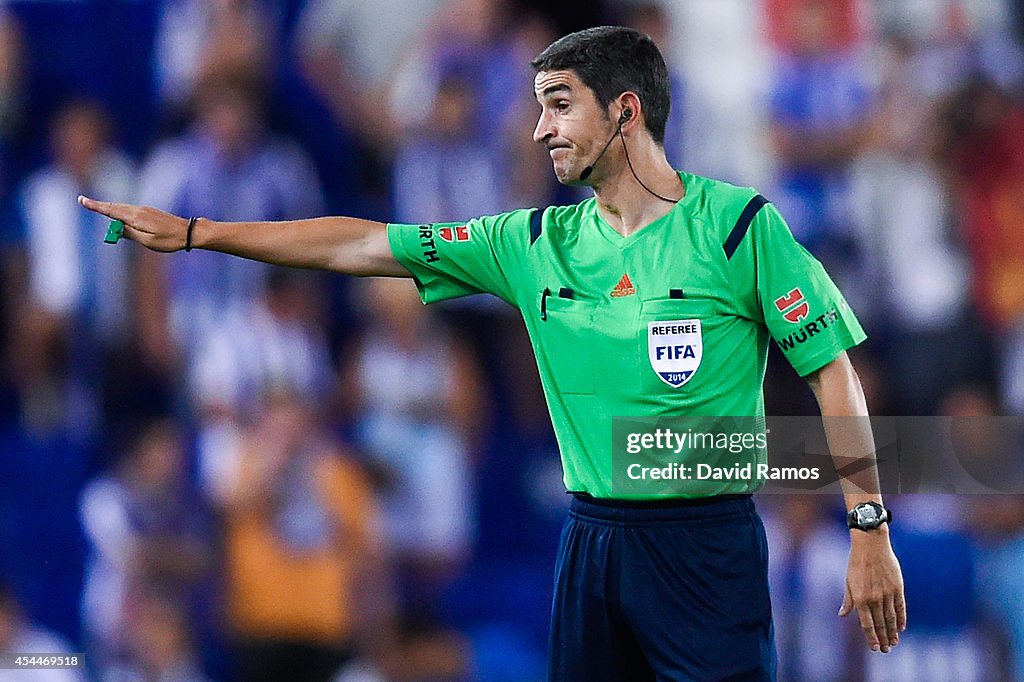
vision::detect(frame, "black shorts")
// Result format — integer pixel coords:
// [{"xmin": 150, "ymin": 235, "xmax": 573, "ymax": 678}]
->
[{"xmin": 548, "ymin": 494, "xmax": 776, "ymax": 681}]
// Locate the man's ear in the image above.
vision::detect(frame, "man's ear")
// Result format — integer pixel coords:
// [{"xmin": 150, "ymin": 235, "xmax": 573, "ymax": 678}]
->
[{"xmin": 616, "ymin": 92, "xmax": 643, "ymax": 132}]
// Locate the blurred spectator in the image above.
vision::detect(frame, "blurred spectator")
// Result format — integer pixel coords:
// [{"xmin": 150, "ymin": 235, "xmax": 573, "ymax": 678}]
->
[
  {"xmin": 514, "ymin": 0, "xmax": 609, "ymax": 35},
  {"xmin": 0, "ymin": 578, "xmax": 84, "ymax": 682},
  {"xmin": 340, "ymin": 278, "xmax": 484, "ymax": 618},
  {"xmin": 0, "ymin": 8, "xmax": 23, "ymax": 129},
  {"xmin": 871, "ymin": 0, "xmax": 1024, "ymax": 91},
  {"xmin": 152, "ymin": 0, "xmax": 280, "ymax": 116},
  {"xmin": 294, "ymin": 0, "xmax": 446, "ymax": 212},
  {"xmin": 0, "ymin": 8, "xmax": 25, "ymax": 302},
  {"xmin": 648, "ymin": 0, "xmax": 771, "ymax": 185},
  {"xmin": 765, "ymin": 0, "xmax": 873, "ymax": 276},
  {"xmin": 189, "ymin": 268, "xmax": 334, "ymax": 504},
  {"xmin": 135, "ymin": 68, "xmax": 324, "ymax": 359},
  {"xmin": 761, "ymin": 496, "xmax": 852, "ymax": 681},
  {"xmin": 392, "ymin": 64, "xmax": 506, "ymax": 225},
  {"xmin": 101, "ymin": 588, "xmax": 211, "ymax": 682},
  {"xmin": 1005, "ymin": 324, "xmax": 1024, "ymax": 415},
  {"xmin": 500, "ymin": 13, "xmax": 561, "ymax": 211},
  {"xmin": 620, "ymin": 2, "xmax": 687, "ymax": 168},
  {"xmin": 847, "ymin": 30, "xmax": 977, "ymax": 413},
  {"xmin": 219, "ymin": 389, "xmax": 386, "ymax": 682},
  {"xmin": 79, "ymin": 419, "xmax": 211, "ymax": 670},
  {"xmin": 944, "ymin": 386, "xmax": 1024, "ymax": 491},
  {"xmin": 389, "ymin": 0, "xmax": 519, "ymax": 142},
  {"xmin": 937, "ymin": 79, "xmax": 1024, "ymax": 413},
  {"xmin": 295, "ymin": 0, "xmax": 442, "ymax": 150},
  {"xmin": 0, "ymin": 8, "xmax": 25, "ymax": 185},
  {"xmin": 7, "ymin": 100, "xmax": 134, "ymax": 439},
  {"xmin": 1016, "ymin": 0, "xmax": 1024, "ymax": 43},
  {"xmin": 765, "ymin": 0, "xmax": 865, "ymax": 49},
  {"xmin": 954, "ymin": 386, "xmax": 1024, "ymax": 679},
  {"xmin": 971, "ymin": 493, "xmax": 1024, "ymax": 679}
]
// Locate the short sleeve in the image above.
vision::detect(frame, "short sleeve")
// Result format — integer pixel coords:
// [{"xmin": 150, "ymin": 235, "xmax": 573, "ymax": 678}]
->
[
  {"xmin": 387, "ymin": 208, "xmax": 534, "ymax": 307},
  {"xmin": 747, "ymin": 203, "xmax": 866, "ymax": 375}
]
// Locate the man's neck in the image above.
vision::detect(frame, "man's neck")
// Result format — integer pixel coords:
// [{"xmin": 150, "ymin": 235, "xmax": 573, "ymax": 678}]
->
[{"xmin": 592, "ymin": 145, "xmax": 683, "ymax": 237}]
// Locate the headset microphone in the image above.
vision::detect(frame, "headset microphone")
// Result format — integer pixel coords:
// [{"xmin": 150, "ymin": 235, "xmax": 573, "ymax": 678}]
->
[{"xmin": 578, "ymin": 108, "xmax": 632, "ymax": 182}]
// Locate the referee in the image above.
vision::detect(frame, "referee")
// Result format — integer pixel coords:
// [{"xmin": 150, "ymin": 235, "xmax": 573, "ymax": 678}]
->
[{"xmin": 81, "ymin": 26, "xmax": 905, "ymax": 682}]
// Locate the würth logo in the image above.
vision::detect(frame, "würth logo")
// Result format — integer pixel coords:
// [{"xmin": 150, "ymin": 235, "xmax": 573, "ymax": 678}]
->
[
  {"xmin": 774, "ymin": 287, "xmax": 810, "ymax": 323},
  {"xmin": 611, "ymin": 274, "xmax": 636, "ymax": 298},
  {"xmin": 438, "ymin": 225, "xmax": 470, "ymax": 242}
]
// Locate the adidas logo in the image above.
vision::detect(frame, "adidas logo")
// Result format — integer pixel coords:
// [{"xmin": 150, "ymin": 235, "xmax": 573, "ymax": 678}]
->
[{"xmin": 610, "ymin": 273, "xmax": 636, "ymax": 298}]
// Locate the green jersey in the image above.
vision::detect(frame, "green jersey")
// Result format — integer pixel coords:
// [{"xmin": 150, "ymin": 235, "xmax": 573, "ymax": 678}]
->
[{"xmin": 387, "ymin": 172, "xmax": 865, "ymax": 498}]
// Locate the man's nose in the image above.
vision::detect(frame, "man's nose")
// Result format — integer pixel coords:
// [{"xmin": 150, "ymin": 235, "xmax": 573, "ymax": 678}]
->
[{"xmin": 533, "ymin": 113, "xmax": 553, "ymax": 145}]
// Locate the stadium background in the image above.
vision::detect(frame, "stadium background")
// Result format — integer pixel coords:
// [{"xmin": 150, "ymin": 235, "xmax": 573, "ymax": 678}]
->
[{"xmin": 0, "ymin": 0, "xmax": 1022, "ymax": 680}]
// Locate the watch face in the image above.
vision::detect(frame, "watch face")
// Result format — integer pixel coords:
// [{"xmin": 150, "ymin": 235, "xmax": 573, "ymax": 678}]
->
[{"xmin": 855, "ymin": 505, "xmax": 881, "ymax": 527}]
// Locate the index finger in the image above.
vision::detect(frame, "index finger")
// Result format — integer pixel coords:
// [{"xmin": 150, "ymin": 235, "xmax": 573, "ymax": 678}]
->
[{"xmin": 78, "ymin": 195, "xmax": 132, "ymax": 223}]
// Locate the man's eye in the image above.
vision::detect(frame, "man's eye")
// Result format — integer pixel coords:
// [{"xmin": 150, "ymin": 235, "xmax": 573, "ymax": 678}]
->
[{"xmin": 556, "ymin": 101, "xmax": 570, "ymax": 113}]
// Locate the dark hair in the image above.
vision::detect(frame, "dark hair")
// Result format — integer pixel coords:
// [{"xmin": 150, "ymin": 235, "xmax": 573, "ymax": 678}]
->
[{"xmin": 531, "ymin": 26, "xmax": 671, "ymax": 144}]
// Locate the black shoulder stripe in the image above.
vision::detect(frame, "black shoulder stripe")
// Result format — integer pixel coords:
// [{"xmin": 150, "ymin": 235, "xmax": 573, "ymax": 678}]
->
[
  {"xmin": 529, "ymin": 208, "xmax": 544, "ymax": 245},
  {"xmin": 723, "ymin": 194, "xmax": 769, "ymax": 260}
]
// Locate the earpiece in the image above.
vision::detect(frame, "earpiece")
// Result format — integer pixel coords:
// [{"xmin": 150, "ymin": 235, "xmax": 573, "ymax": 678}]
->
[{"xmin": 619, "ymin": 109, "xmax": 633, "ymax": 124}]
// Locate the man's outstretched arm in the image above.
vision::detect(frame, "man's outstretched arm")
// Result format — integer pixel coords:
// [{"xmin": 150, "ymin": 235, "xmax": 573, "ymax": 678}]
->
[
  {"xmin": 78, "ymin": 196, "xmax": 409, "ymax": 278},
  {"xmin": 806, "ymin": 352, "xmax": 907, "ymax": 654}
]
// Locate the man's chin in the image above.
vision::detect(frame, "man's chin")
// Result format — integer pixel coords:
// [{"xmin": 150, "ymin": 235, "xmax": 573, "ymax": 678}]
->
[{"xmin": 552, "ymin": 165, "xmax": 586, "ymax": 186}]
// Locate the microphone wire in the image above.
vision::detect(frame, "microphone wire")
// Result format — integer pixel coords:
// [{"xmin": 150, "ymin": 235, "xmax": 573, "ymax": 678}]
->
[{"xmin": 618, "ymin": 126, "xmax": 679, "ymax": 204}]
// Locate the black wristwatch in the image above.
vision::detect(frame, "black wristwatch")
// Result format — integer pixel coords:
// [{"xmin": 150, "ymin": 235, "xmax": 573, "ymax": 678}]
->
[{"xmin": 847, "ymin": 501, "xmax": 892, "ymax": 531}]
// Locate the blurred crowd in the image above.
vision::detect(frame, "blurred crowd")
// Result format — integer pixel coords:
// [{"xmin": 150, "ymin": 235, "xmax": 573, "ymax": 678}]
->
[{"xmin": 0, "ymin": 0, "xmax": 1022, "ymax": 680}]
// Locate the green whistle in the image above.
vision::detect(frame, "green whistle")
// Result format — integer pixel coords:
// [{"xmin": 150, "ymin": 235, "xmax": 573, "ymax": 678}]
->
[{"xmin": 104, "ymin": 219, "xmax": 124, "ymax": 244}]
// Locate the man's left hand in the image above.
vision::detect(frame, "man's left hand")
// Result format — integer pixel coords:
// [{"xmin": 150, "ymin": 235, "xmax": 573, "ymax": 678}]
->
[{"xmin": 839, "ymin": 529, "xmax": 906, "ymax": 653}]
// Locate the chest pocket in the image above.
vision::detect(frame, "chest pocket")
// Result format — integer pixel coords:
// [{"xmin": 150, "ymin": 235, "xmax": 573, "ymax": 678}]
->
[
  {"xmin": 537, "ymin": 292, "xmax": 596, "ymax": 395},
  {"xmin": 639, "ymin": 298, "xmax": 717, "ymax": 393}
]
